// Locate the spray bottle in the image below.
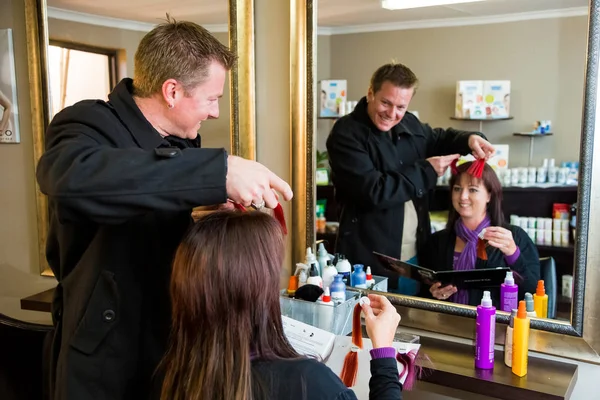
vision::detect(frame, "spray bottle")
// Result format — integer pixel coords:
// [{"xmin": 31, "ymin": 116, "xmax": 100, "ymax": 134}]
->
[
  {"xmin": 317, "ymin": 243, "xmax": 330, "ymax": 275},
  {"xmin": 475, "ymin": 291, "xmax": 496, "ymax": 370},
  {"xmin": 500, "ymin": 271, "xmax": 518, "ymax": 312},
  {"xmin": 305, "ymin": 247, "xmax": 320, "ymax": 276},
  {"xmin": 512, "ymin": 300, "xmax": 530, "ymax": 377},
  {"xmin": 533, "ymin": 280, "xmax": 548, "ymax": 319},
  {"xmin": 524, "ymin": 293, "xmax": 537, "ymax": 317}
]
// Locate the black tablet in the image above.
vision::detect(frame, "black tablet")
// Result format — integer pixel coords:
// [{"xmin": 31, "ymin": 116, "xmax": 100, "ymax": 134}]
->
[{"xmin": 373, "ymin": 251, "xmax": 509, "ymax": 290}]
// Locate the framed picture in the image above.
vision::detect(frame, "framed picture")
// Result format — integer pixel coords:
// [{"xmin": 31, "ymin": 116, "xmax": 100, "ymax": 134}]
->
[{"xmin": 0, "ymin": 29, "xmax": 20, "ymax": 144}]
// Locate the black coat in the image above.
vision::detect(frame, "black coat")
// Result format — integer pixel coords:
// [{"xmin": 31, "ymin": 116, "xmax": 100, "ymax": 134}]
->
[
  {"xmin": 36, "ymin": 79, "xmax": 228, "ymax": 399},
  {"xmin": 326, "ymin": 97, "xmax": 481, "ymax": 288},
  {"xmin": 418, "ymin": 224, "xmax": 541, "ymax": 307}
]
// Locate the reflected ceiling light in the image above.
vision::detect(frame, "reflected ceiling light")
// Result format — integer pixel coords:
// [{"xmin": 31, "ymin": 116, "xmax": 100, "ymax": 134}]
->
[{"xmin": 381, "ymin": 0, "xmax": 486, "ymax": 10}]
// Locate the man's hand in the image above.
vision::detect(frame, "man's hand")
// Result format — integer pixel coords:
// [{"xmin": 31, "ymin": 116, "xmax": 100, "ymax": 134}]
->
[
  {"xmin": 468, "ymin": 135, "xmax": 495, "ymax": 160},
  {"xmin": 226, "ymin": 155, "xmax": 293, "ymax": 209},
  {"xmin": 426, "ymin": 154, "xmax": 460, "ymax": 176}
]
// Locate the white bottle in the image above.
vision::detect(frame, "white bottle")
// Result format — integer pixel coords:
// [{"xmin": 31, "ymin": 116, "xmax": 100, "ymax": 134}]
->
[
  {"xmin": 335, "ymin": 255, "xmax": 352, "ymax": 286},
  {"xmin": 504, "ymin": 309, "xmax": 517, "ymax": 367},
  {"xmin": 365, "ymin": 266, "xmax": 376, "ymax": 288},
  {"xmin": 317, "ymin": 243, "xmax": 329, "ymax": 276},
  {"xmin": 322, "ymin": 259, "xmax": 338, "ymax": 289},
  {"xmin": 295, "ymin": 263, "xmax": 309, "ymax": 287},
  {"xmin": 306, "ymin": 264, "xmax": 323, "ymax": 288},
  {"xmin": 305, "ymin": 247, "xmax": 320, "ymax": 276}
]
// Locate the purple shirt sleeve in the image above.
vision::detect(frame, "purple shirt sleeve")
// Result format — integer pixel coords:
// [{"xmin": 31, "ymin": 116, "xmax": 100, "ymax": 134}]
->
[
  {"xmin": 370, "ymin": 347, "xmax": 396, "ymax": 360},
  {"xmin": 504, "ymin": 246, "xmax": 521, "ymax": 266}
]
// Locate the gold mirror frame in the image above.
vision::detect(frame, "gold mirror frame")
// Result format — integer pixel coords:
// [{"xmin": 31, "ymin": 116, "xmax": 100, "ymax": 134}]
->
[
  {"xmin": 291, "ymin": 0, "xmax": 600, "ymax": 363},
  {"xmin": 24, "ymin": 0, "xmax": 257, "ymax": 276}
]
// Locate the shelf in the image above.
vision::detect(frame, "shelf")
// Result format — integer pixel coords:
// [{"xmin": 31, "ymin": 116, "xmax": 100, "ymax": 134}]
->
[
  {"xmin": 450, "ymin": 116, "xmax": 514, "ymax": 121},
  {"xmin": 513, "ymin": 132, "xmax": 554, "ymax": 137},
  {"xmin": 536, "ymin": 244, "xmax": 574, "ymax": 254},
  {"xmin": 435, "ymin": 184, "xmax": 577, "ymax": 193}
]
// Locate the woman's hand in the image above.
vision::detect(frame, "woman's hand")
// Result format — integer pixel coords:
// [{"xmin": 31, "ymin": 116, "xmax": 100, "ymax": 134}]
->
[
  {"xmin": 483, "ymin": 226, "xmax": 517, "ymax": 256},
  {"xmin": 429, "ymin": 282, "xmax": 457, "ymax": 300},
  {"xmin": 361, "ymin": 294, "xmax": 401, "ymax": 349}
]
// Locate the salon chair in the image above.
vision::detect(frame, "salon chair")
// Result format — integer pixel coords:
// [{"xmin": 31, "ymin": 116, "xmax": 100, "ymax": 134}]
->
[
  {"xmin": 0, "ymin": 313, "xmax": 52, "ymax": 400},
  {"xmin": 539, "ymin": 257, "xmax": 557, "ymax": 319}
]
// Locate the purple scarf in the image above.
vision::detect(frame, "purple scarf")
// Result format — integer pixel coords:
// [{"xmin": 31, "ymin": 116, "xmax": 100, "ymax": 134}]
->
[{"xmin": 452, "ymin": 216, "xmax": 491, "ymax": 304}]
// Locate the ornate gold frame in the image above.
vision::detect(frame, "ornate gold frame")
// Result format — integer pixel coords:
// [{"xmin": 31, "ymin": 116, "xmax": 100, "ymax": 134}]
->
[
  {"xmin": 290, "ymin": 0, "xmax": 316, "ymax": 265},
  {"xmin": 24, "ymin": 0, "xmax": 257, "ymax": 276},
  {"xmin": 291, "ymin": 0, "xmax": 600, "ymax": 363}
]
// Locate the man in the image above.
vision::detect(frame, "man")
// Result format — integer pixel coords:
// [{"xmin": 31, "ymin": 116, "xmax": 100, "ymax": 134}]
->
[
  {"xmin": 326, "ymin": 63, "xmax": 493, "ymax": 292},
  {"xmin": 36, "ymin": 18, "xmax": 292, "ymax": 399}
]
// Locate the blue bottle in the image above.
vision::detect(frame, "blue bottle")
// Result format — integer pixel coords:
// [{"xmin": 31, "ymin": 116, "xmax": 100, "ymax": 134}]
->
[
  {"xmin": 330, "ymin": 274, "xmax": 346, "ymax": 304},
  {"xmin": 351, "ymin": 264, "xmax": 367, "ymax": 289}
]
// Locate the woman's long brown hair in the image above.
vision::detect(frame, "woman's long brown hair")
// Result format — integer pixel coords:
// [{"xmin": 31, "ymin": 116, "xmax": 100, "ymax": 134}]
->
[{"xmin": 159, "ymin": 211, "xmax": 300, "ymax": 400}]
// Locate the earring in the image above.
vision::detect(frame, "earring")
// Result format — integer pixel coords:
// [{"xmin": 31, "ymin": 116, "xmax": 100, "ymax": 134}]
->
[{"xmin": 167, "ymin": 103, "xmax": 174, "ymax": 109}]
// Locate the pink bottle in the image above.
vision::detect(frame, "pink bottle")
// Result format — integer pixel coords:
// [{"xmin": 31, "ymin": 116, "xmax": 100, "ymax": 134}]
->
[
  {"xmin": 500, "ymin": 271, "xmax": 518, "ymax": 312},
  {"xmin": 475, "ymin": 291, "xmax": 496, "ymax": 370}
]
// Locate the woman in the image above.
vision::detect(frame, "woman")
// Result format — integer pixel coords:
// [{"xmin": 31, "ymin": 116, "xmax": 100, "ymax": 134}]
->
[
  {"xmin": 160, "ymin": 211, "xmax": 403, "ymax": 400},
  {"xmin": 420, "ymin": 162, "xmax": 540, "ymax": 307}
]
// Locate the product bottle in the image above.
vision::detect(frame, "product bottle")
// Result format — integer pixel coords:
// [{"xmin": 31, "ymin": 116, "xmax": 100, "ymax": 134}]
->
[
  {"xmin": 317, "ymin": 243, "xmax": 329, "ymax": 274},
  {"xmin": 524, "ymin": 293, "xmax": 537, "ymax": 317},
  {"xmin": 287, "ymin": 275, "xmax": 298, "ymax": 297},
  {"xmin": 322, "ymin": 259, "xmax": 338, "ymax": 289},
  {"xmin": 500, "ymin": 271, "xmax": 519, "ymax": 312},
  {"xmin": 351, "ymin": 264, "xmax": 367, "ymax": 289},
  {"xmin": 306, "ymin": 264, "xmax": 323, "ymax": 288},
  {"xmin": 475, "ymin": 291, "xmax": 496, "ymax": 370},
  {"xmin": 330, "ymin": 274, "xmax": 347, "ymax": 303},
  {"xmin": 365, "ymin": 266, "xmax": 376, "ymax": 288},
  {"xmin": 316, "ymin": 211, "xmax": 326, "ymax": 234},
  {"xmin": 305, "ymin": 247, "xmax": 320, "ymax": 276},
  {"xmin": 335, "ymin": 255, "xmax": 352, "ymax": 285},
  {"xmin": 512, "ymin": 300, "xmax": 530, "ymax": 377},
  {"xmin": 533, "ymin": 280, "xmax": 548, "ymax": 319},
  {"xmin": 504, "ymin": 309, "xmax": 517, "ymax": 367}
]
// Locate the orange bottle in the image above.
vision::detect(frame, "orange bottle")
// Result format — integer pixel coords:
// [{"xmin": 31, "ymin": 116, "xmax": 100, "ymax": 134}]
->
[
  {"xmin": 533, "ymin": 280, "xmax": 548, "ymax": 319},
  {"xmin": 512, "ymin": 300, "xmax": 530, "ymax": 377}
]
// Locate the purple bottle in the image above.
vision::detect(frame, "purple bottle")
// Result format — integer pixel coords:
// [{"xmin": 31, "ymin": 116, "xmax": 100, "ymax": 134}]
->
[
  {"xmin": 475, "ymin": 291, "xmax": 496, "ymax": 370},
  {"xmin": 500, "ymin": 271, "xmax": 518, "ymax": 312}
]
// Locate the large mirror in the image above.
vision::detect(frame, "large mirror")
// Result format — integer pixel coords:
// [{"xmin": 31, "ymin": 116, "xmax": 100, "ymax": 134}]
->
[
  {"xmin": 291, "ymin": 0, "xmax": 600, "ymax": 363},
  {"xmin": 25, "ymin": 0, "xmax": 256, "ymax": 276}
]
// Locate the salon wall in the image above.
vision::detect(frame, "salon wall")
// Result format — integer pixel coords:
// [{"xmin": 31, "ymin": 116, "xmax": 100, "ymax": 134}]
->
[
  {"xmin": 48, "ymin": 18, "xmax": 231, "ymax": 151},
  {"xmin": 0, "ymin": 0, "xmax": 55, "ymax": 324},
  {"xmin": 318, "ymin": 16, "xmax": 586, "ymax": 168}
]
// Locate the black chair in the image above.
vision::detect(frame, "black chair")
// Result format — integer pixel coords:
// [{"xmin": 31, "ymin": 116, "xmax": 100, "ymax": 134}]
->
[
  {"xmin": 539, "ymin": 257, "xmax": 557, "ymax": 319},
  {"xmin": 0, "ymin": 313, "xmax": 53, "ymax": 400}
]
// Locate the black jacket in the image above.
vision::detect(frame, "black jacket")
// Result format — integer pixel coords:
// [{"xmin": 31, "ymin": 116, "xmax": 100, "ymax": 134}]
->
[
  {"xmin": 419, "ymin": 224, "xmax": 541, "ymax": 307},
  {"xmin": 252, "ymin": 357, "xmax": 401, "ymax": 399},
  {"xmin": 36, "ymin": 79, "xmax": 228, "ymax": 399},
  {"xmin": 326, "ymin": 97, "xmax": 482, "ymax": 288}
]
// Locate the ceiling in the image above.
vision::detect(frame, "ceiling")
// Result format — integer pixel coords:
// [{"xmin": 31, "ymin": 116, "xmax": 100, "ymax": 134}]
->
[{"xmin": 47, "ymin": 0, "xmax": 589, "ymax": 28}]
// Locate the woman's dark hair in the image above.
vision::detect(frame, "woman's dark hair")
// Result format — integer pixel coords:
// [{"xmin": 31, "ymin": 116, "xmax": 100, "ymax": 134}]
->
[
  {"xmin": 446, "ymin": 161, "xmax": 505, "ymax": 229},
  {"xmin": 160, "ymin": 211, "xmax": 300, "ymax": 400}
]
